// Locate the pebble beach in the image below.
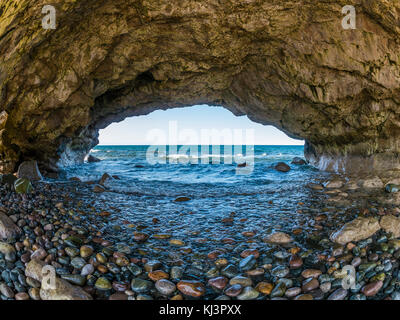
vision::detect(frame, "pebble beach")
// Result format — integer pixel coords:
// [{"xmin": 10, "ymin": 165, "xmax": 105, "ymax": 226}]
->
[{"xmin": 2, "ymin": 163, "xmax": 400, "ymax": 300}]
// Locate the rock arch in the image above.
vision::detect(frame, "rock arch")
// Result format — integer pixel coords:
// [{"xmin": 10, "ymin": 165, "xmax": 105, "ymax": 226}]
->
[{"xmin": 1, "ymin": 0, "xmax": 400, "ymax": 176}]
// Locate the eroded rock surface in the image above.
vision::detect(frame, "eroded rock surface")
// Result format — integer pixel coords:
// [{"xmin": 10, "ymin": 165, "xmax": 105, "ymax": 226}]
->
[
  {"xmin": 264, "ymin": 232, "xmax": 293, "ymax": 244},
  {"xmin": 0, "ymin": 207, "xmax": 22, "ymax": 240},
  {"xmin": 380, "ymin": 214, "xmax": 400, "ymax": 237},
  {"xmin": 330, "ymin": 216, "xmax": 381, "ymax": 244},
  {"xmin": 25, "ymin": 259, "xmax": 92, "ymax": 300},
  {"xmin": 1, "ymin": 1, "xmax": 400, "ymax": 175},
  {"xmin": 17, "ymin": 160, "xmax": 43, "ymax": 181}
]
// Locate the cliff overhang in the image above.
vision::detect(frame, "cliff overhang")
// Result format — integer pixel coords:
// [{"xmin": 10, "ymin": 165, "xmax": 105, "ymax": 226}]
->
[{"xmin": 1, "ymin": 0, "xmax": 400, "ymax": 176}]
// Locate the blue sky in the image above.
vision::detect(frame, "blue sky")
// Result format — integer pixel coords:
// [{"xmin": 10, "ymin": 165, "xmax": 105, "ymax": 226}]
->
[{"xmin": 98, "ymin": 105, "xmax": 304, "ymax": 146}]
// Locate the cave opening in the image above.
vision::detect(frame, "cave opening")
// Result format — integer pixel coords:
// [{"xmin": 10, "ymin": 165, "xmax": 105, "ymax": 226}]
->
[
  {"xmin": 62, "ymin": 104, "xmax": 306, "ymax": 183},
  {"xmin": 95, "ymin": 104, "xmax": 303, "ymax": 169},
  {"xmin": 97, "ymin": 104, "xmax": 304, "ymax": 148}
]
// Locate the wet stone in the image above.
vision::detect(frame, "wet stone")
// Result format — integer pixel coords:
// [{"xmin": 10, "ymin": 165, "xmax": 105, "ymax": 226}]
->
[
  {"xmin": 128, "ymin": 264, "xmax": 142, "ymax": 276},
  {"xmin": 255, "ymin": 282, "xmax": 273, "ymax": 295},
  {"xmin": 237, "ymin": 286, "xmax": 259, "ymax": 300},
  {"xmin": 208, "ymin": 277, "xmax": 228, "ymax": 290},
  {"xmin": 95, "ymin": 277, "xmax": 112, "ymax": 290},
  {"xmin": 271, "ymin": 265, "xmax": 289, "ymax": 278},
  {"xmin": 274, "ymin": 251, "xmax": 290, "ymax": 259},
  {"xmin": 221, "ymin": 264, "xmax": 238, "ymax": 278},
  {"xmin": 155, "ymin": 279, "xmax": 176, "ymax": 296},
  {"xmin": 229, "ymin": 276, "xmax": 252, "ymax": 287},
  {"xmin": 131, "ymin": 278, "xmax": 153, "ymax": 293},
  {"xmin": 80, "ymin": 245, "xmax": 93, "ymax": 258},
  {"xmin": 144, "ymin": 260, "xmax": 162, "ymax": 272},
  {"xmin": 302, "ymin": 269, "xmax": 322, "ymax": 279},
  {"xmin": 0, "ymin": 283, "xmax": 14, "ymax": 298},
  {"xmin": 61, "ymin": 274, "xmax": 86, "ymax": 286},
  {"xmin": 29, "ymin": 288, "xmax": 40, "ymax": 300},
  {"xmin": 64, "ymin": 236, "xmax": 83, "ymax": 248},
  {"xmin": 328, "ymin": 288, "xmax": 348, "ymax": 300},
  {"xmin": 285, "ymin": 287, "xmax": 301, "ymax": 298},
  {"xmin": 264, "ymin": 232, "xmax": 293, "ymax": 244},
  {"xmin": 205, "ymin": 267, "xmax": 220, "ymax": 278},
  {"xmin": 26, "ymin": 277, "xmax": 41, "ymax": 288},
  {"xmin": 71, "ymin": 257, "xmax": 86, "ymax": 269},
  {"xmin": 270, "ymin": 281, "xmax": 286, "ymax": 298},
  {"xmin": 294, "ymin": 294, "xmax": 313, "ymax": 300},
  {"xmin": 289, "ymin": 255, "xmax": 303, "ymax": 269},
  {"xmin": 239, "ymin": 255, "xmax": 256, "ymax": 271},
  {"xmin": 274, "ymin": 162, "xmax": 291, "ymax": 173},
  {"xmin": 177, "ymin": 280, "xmax": 205, "ymax": 298},
  {"xmin": 224, "ymin": 284, "xmax": 242, "ymax": 297},
  {"xmin": 320, "ymin": 282, "xmax": 331, "ymax": 293},
  {"xmin": 302, "ymin": 278, "xmax": 319, "ymax": 292},
  {"xmin": 15, "ymin": 292, "xmax": 29, "ymax": 300},
  {"xmin": 361, "ymin": 281, "xmax": 383, "ymax": 297},
  {"xmin": 351, "ymin": 257, "xmax": 362, "ymax": 268},
  {"xmin": 170, "ymin": 266, "xmax": 184, "ymax": 280},
  {"xmin": 109, "ymin": 293, "xmax": 128, "ymax": 300},
  {"xmin": 148, "ymin": 270, "xmax": 169, "ymax": 281},
  {"xmin": 112, "ymin": 281, "xmax": 129, "ymax": 292},
  {"xmin": 137, "ymin": 294, "xmax": 153, "ymax": 300}
]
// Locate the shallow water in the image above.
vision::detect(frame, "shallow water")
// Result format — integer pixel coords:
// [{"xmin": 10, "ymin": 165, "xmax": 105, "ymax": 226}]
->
[{"xmin": 56, "ymin": 145, "xmax": 355, "ymax": 256}]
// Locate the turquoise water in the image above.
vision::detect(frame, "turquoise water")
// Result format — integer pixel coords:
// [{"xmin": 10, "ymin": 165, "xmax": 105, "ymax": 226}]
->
[
  {"xmin": 62, "ymin": 144, "xmax": 329, "ymax": 208},
  {"xmin": 62, "ymin": 145, "xmax": 329, "ymax": 198},
  {"xmin": 60, "ymin": 145, "xmax": 335, "ymax": 250},
  {"xmin": 64, "ymin": 145, "xmax": 315, "ymax": 186}
]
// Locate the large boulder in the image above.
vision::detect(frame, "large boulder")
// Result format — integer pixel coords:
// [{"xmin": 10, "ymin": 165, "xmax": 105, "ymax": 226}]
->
[
  {"xmin": 0, "ymin": 241, "xmax": 16, "ymax": 261},
  {"xmin": 360, "ymin": 177, "xmax": 384, "ymax": 189},
  {"xmin": 380, "ymin": 215, "xmax": 400, "ymax": 238},
  {"xmin": 291, "ymin": 157, "xmax": 306, "ymax": 165},
  {"xmin": 274, "ymin": 162, "xmax": 291, "ymax": 173},
  {"xmin": 25, "ymin": 259, "xmax": 92, "ymax": 300},
  {"xmin": 93, "ymin": 185, "xmax": 106, "ymax": 193},
  {"xmin": 87, "ymin": 155, "xmax": 101, "ymax": 163},
  {"xmin": 264, "ymin": 232, "xmax": 293, "ymax": 244},
  {"xmin": 99, "ymin": 173, "xmax": 112, "ymax": 186},
  {"xmin": 17, "ymin": 161, "xmax": 42, "ymax": 181},
  {"xmin": 0, "ymin": 207, "xmax": 21, "ymax": 240},
  {"xmin": 14, "ymin": 178, "xmax": 33, "ymax": 194},
  {"xmin": 325, "ymin": 179, "xmax": 344, "ymax": 189},
  {"xmin": 330, "ymin": 217, "xmax": 381, "ymax": 245}
]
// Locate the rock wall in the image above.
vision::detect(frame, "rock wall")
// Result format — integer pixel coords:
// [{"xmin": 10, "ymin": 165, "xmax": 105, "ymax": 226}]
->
[{"xmin": 1, "ymin": 0, "xmax": 400, "ymax": 175}]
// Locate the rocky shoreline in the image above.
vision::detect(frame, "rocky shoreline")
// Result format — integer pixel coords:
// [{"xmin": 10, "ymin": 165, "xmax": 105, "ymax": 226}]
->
[{"xmin": 1, "ymin": 172, "xmax": 400, "ymax": 300}]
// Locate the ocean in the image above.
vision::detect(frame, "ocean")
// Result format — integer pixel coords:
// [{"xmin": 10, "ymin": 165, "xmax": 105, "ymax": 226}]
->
[
  {"xmin": 63, "ymin": 145, "xmax": 317, "ymax": 186},
  {"xmin": 60, "ymin": 145, "xmax": 332, "ymax": 204},
  {"xmin": 58, "ymin": 145, "xmax": 336, "ymax": 248}
]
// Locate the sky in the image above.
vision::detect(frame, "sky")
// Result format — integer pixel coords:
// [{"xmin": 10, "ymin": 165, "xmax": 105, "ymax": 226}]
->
[{"xmin": 98, "ymin": 105, "xmax": 305, "ymax": 146}]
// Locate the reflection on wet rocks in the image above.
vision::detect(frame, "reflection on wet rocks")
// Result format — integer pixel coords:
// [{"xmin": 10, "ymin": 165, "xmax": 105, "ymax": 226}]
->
[{"xmin": 0, "ymin": 165, "xmax": 400, "ymax": 300}]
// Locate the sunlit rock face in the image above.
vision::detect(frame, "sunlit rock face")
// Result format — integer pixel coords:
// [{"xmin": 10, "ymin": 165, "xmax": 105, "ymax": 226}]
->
[{"xmin": 1, "ymin": 0, "xmax": 400, "ymax": 175}]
